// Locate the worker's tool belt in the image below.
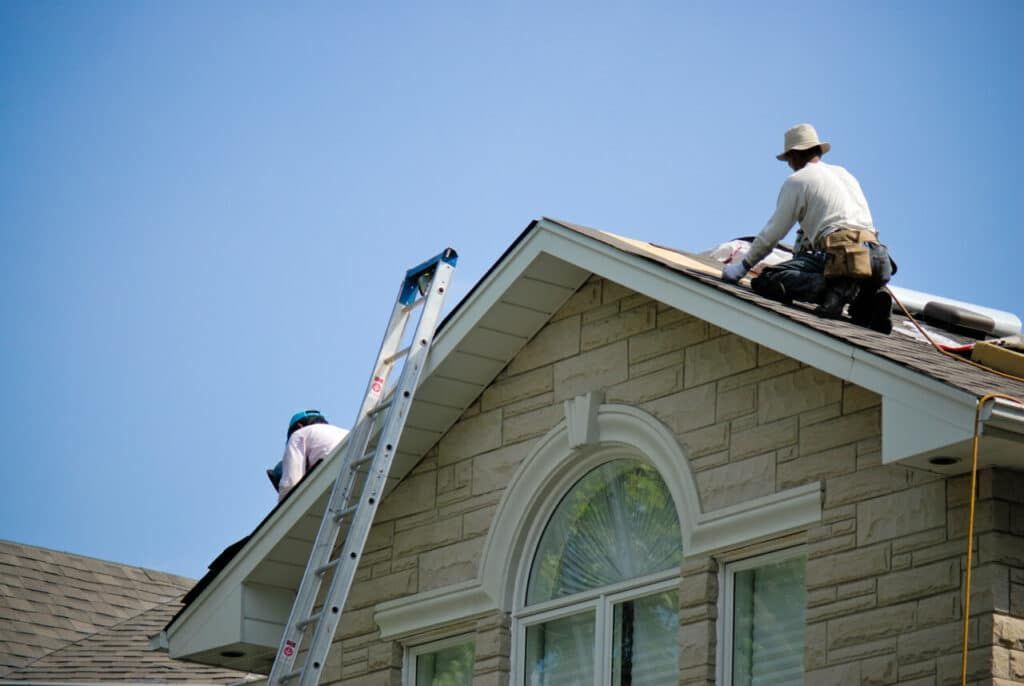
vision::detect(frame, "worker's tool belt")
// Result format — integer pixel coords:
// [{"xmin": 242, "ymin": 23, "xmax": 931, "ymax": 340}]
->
[{"xmin": 822, "ymin": 228, "xmax": 878, "ymax": 279}]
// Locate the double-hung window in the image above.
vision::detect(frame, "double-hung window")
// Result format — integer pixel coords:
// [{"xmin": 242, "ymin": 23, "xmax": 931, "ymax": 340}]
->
[
  {"xmin": 515, "ymin": 459, "xmax": 682, "ymax": 685},
  {"xmin": 721, "ymin": 548, "xmax": 807, "ymax": 685},
  {"xmin": 405, "ymin": 635, "xmax": 475, "ymax": 686}
]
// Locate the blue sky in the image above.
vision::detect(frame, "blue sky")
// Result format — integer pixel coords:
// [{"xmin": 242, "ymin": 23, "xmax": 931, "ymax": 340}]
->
[{"xmin": 1, "ymin": 1, "xmax": 1020, "ymax": 578}]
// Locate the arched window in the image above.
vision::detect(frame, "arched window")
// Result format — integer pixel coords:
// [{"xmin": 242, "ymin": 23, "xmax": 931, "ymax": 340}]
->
[{"xmin": 516, "ymin": 458, "xmax": 682, "ymax": 686}]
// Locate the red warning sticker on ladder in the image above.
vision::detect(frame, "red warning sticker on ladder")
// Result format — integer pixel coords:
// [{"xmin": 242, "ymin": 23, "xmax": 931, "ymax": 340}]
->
[
  {"xmin": 370, "ymin": 376, "xmax": 385, "ymax": 397},
  {"xmin": 283, "ymin": 639, "xmax": 296, "ymax": 657}
]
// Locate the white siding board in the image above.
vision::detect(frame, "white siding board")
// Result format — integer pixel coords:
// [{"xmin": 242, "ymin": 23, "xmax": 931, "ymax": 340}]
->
[
  {"xmin": 433, "ymin": 350, "xmax": 506, "ymax": 384},
  {"xmin": 499, "ymin": 276, "xmax": 574, "ymax": 311},
  {"xmin": 457, "ymin": 327, "xmax": 527, "ymax": 360},
  {"xmin": 522, "ymin": 252, "xmax": 590, "ymax": 288},
  {"xmin": 414, "ymin": 376, "xmax": 481, "ymax": 408},
  {"xmin": 478, "ymin": 301, "xmax": 550, "ymax": 335},
  {"xmin": 246, "ymin": 559, "xmax": 304, "ymax": 588},
  {"xmin": 406, "ymin": 401, "xmax": 464, "ymax": 433},
  {"xmin": 395, "ymin": 425, "xmax": 444, "ymax": 455}
]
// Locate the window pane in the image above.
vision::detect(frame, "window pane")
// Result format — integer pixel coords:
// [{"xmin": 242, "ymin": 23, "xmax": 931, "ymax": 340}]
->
[
  {"xmin": 415, "ymin": 641, "xmax": 474, "ymax": 686},
  {"xmin": 527, "ymin": 461, "xmax": 682, "ymax": 604},
  {"xmin": 525, "ymin": 610, "xmax": 595, "ymax": 686},
  {"xmin": 612, "ymin": 590, "xmax": 679, "ymax": 686},
  {"xmin": 732, "ymin": 556, "xmax": 806, "ymax": 686}
]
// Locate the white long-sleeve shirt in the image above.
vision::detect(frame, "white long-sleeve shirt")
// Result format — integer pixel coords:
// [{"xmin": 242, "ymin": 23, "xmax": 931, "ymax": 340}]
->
[
  {"xmin": 746, "ymin": 161, "xmax": 875, "ymax": 266},
  {"xmin": 278, "ymin": 423, "xmax": 349, "ymax": 502}
]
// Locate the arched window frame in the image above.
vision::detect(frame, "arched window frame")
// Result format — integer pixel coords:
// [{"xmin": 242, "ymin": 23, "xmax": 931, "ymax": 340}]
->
[
  {"xmin": 509, "ymin": 445, "xmax": 683, "ymax": 686},
  {"xmin": 376, "ymin": 396, "xmax": 820, "ymax": 654}
]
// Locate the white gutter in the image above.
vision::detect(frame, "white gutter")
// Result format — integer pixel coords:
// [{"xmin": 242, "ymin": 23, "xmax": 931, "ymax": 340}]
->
[{"xmin": 981, "ymin": 397, "xmax": 1024, "ymax": 436}]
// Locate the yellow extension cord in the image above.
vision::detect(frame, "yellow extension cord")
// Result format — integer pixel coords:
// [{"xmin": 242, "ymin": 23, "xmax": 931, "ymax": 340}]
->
[{"xmin": 886, "ymin": 288, "xmax": 1024, "ymax": 685}]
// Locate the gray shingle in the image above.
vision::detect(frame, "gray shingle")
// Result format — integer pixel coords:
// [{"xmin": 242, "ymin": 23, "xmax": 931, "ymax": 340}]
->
[{"xmin": 0, "ymin": 540, "xmax": 254, "ymax": 683}]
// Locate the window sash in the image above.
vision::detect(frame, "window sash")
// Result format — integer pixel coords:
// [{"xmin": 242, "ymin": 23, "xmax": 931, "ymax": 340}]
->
[
  {"xmin": 404, "ymin": 635, "xmax": 475, "ymax": 686},
  {"xmin": 720, "ymin": 548, "xmax": 806, "ymax": 686},
  {"xmin": 514, "ymin": 577, "xmax": 678, "ymax": 686}
]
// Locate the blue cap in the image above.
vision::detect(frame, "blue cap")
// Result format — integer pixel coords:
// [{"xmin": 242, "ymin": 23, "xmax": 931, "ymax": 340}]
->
[{"xmin": 288, "ymin": 409, "xmax": 325, "ymax": 431}]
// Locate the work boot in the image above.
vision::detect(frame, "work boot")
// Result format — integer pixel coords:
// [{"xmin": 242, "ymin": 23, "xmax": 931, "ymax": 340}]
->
[
  {"xmin": 818, "ymin": 280, "xmax": 860, "ymax": 319},
  {"xmin": 867, "ymin": 290, "xmax": 893, "ymax": 334},
  {"xmin": 817, "ymin": 289, "xmax": 846, "ymax": 318}
]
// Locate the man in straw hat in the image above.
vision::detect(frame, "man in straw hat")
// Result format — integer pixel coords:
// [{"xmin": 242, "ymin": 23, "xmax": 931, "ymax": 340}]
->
[{"xmin": 721, "ymin": 123, "xmax": 896, "ymax": 334}]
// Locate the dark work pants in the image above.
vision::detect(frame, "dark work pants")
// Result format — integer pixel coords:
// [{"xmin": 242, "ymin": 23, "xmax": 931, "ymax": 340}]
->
[{"xmin": 750, "ymin": 244, "xmax": 895, "ymax": 315}]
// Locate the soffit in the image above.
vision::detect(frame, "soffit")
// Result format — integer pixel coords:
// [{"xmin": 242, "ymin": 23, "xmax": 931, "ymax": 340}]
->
[{"xmin": 167, "ymin": 215, "xmax": 1024, "ymax": 658}]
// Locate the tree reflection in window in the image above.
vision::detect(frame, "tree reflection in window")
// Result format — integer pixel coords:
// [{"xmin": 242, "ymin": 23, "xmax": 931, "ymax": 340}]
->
[{"xmin": 527, "ymin": 460, "xmax": 683, "ymax": 606}]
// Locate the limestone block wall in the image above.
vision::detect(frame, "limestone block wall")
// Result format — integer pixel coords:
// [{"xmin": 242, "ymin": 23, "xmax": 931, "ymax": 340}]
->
[{"xmin": 321, "ymin": 275, "xmax": 1024, "ymax": 686}]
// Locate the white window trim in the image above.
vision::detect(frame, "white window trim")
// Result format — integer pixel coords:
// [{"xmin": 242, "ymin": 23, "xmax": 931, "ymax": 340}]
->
[
  {"xmin": 513, "ymin": 577, "xmax": 679, "ymax": 686},
  {"xmin": 509, "ymin": 447, "xmax": 683, "ymax": 686},
  {"xmin": 717, "ymin": 545, "xmax": 807, "ymax": 686},
  {"xmin": 403, "ymin": 633, "xmax": 476, "ymax": 686},
  {"xmin": 375, "ymin": 401, "xmax": 821, "ymax": 640}
]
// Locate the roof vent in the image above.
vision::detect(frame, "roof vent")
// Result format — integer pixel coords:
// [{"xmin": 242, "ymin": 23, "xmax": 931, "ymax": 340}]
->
[
  {"xmin": 920, "ymin": 302, "xmax": 996, "ymax": 338},
  {"xmin": 888, "ymin": 285, "xmax": 1021, "ymax": 337}
]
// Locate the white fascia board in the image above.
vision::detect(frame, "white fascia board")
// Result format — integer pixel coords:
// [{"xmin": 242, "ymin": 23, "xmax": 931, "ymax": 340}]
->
[
  {"xmin": 170, "ymin": 218, "xmax": 1016, "ymax": 650},
  {"xmin": 165, "ymin": 454, "xmax": 341, "ymax": 644},
  {"xmin": 167, "ymin": 225, "xmax": 571, "ymax": 646},
  {"xmin": 533, "ymin": 220, "xmax": 985, "ymax": 460},
  {"xmin": 420, "ymin": 227, "xmax": 577, "ymax": 381},
  {"xmin": 166, "ymin": 582, "xmax": 243, "ymax": 659}
]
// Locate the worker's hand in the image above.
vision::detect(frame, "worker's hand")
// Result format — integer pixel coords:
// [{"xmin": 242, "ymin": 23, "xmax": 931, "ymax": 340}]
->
[{"xmin": 721, "ymin": 260, "xmax": 749, "ymax": 283}]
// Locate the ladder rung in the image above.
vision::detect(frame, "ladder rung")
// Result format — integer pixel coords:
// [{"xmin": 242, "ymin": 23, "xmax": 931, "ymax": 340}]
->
[
  {"xmin": 267, "ymin": 251, "xmax": 455, "ymax": 686},
  {"xmin": 316, "ymin": 558, "xmax": 339, "ymax": 577},
  {"xmin": 332, "ymin": 505, "xmax": 357, "ymax": 523},
  {"xmin": 383, "ymin": 346, "xmax": 411, "ymax": 365},
  {"xmin": 402, "ymin": 297, "xmax": 425, "ymax": 313},
  {"xmin": 352, "ymin": 451, "xmax": 375, "ymax": 467},
  {"xmin": 297, "ymin": 611, "xmax": 322, "ymax": 631},
  {"xmin": 278, "ymin": 668, "xmax": 303, "ymax": 683}
]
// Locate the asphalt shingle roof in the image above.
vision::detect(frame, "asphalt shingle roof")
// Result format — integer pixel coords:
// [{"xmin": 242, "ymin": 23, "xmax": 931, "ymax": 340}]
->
[
  {"xmin": 551, "ymin": 218, "xmax": 1024, "ymax": 400},
  {"xmin": 0, "ymin": 540, "xmax": 253, "ymax": 683}
]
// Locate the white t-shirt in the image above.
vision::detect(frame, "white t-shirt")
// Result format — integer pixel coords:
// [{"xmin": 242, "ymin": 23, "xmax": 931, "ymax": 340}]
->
[
  {"xmin": 278, "ymin": 423, "xmax": 349, "ymax": 502},
  {"xmin": 746, "ymin": 161, "xmax": 875, "ymax": 266}
]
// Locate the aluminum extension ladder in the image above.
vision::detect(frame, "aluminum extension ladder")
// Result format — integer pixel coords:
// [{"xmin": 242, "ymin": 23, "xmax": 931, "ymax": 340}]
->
[{"xmin": 267, "ymin": 248, "xmax": 458, "ymax": 686}]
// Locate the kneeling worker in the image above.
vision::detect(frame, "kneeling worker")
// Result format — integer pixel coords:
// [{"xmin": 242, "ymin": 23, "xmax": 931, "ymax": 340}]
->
[
  {"xmin": 721, "ymin": 123, "xmax": 896, "ymax": 333},
  {"xmin": 269, "ymin": 410, "xmax": 349, "ymax": 502}
]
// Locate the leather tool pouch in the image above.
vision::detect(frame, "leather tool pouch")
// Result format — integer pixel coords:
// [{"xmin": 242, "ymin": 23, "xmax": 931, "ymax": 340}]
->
[{"xmin": 824, "ymin": 228, "xmax": 875, "ymax": 278}]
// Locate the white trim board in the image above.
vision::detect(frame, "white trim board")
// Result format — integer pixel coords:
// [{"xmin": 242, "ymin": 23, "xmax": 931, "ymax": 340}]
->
[
  {"xmin": 375, "ymin": 401, "xmax": 821, "ymax": 640},
  {"xmin": 166, "ymin": 217, "xmax": 1021, "ymax": 663}
]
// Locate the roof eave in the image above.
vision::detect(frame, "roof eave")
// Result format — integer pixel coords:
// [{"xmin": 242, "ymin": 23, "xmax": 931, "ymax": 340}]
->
[{"xmin": 165, "ymin": 216, "xmax": 1019, "ymax": 667}]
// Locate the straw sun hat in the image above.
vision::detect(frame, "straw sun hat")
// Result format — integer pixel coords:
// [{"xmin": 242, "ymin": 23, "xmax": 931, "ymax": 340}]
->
[{"xmin": 776, "ymin": 123, "xmax": 831, "ymax": 160}]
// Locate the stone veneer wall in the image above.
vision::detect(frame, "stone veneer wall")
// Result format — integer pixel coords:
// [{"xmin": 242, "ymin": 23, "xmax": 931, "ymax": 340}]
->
[{"xmin": 319, "ymin": 275, "xmax": 1024, "ymax": 686}]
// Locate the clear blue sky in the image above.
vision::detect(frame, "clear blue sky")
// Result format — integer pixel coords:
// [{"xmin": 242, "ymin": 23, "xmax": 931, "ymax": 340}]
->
[{"xmin": 1, "ymin": 1, "xmax": 1020, "ymax": 578}]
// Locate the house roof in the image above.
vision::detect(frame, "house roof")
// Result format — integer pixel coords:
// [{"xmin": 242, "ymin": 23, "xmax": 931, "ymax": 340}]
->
[
  {"xmin": 163, "ymin": 216, "xmax": 1024, "ymax": 671},
  {"xmin": 0, "ymin": 539, "xmax": 255, "ymax": 684},
  {"xmin": 550, "ymin": 218, "xmax": 1024, "ymax": 400}
]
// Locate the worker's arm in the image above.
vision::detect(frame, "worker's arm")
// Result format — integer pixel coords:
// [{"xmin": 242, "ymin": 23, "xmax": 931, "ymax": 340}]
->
[
  {"xmin": 745, "ymin": 177, "xmax": 803, "ymax": 267},
  {"xmin": 277, "ymin": 434, "xmax": 306, "ymax": 502}
]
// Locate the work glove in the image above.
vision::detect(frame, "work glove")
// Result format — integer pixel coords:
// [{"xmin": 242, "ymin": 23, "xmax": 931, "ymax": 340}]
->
[{"xmin": 721, "ymin": 260, "xmax": 750, "ymax": 283}]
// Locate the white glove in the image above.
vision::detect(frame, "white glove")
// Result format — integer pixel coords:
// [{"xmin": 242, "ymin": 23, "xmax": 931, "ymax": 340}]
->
[{"xmin": 721, "ymin": 260, "xmax": 750, "ymax": 283}]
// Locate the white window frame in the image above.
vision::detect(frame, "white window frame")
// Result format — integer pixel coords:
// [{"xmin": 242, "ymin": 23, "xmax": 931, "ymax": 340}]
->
[
  {"xmin": 718, "ymin": 546, "xmax": 807, "ymax": 686},
  {"xmin": 509, "ymin": 449, "xmax": 683, "ymax": 686},
  {"xmin": 403, "ymin": 633, "xmax": 476, "ymax": 686}
]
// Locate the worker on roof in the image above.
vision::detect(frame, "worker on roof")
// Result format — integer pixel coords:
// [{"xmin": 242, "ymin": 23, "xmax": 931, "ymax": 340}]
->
[
  {"xmin": 721, "ymin": 123, "xmax": 896, "ymax": 334},
  {"xmin": 268, "ymin": 410, "xmax": 349, "ymax": 503}
]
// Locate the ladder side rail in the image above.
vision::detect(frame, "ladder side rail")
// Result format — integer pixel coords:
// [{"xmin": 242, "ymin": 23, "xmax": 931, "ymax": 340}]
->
[
  {"xmin": 354, "ymin": 298, "xmax": 414, "ymax": 420},
  {"xmin": 265, "ymin": 409, "xmax": 382, "ymax": 684},
  {"xmin": 295, "ymin": 261, "xmax": 455, "ymax": 686},
  {"xmin": 267, "ymin": 293, "xmax": 413, "ymax": 684}
]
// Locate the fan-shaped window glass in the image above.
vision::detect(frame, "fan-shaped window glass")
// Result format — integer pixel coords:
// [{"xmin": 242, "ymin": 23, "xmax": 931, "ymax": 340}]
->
[{"xmin": 526, "ymin": 460, "xmax": 682, "ymax": 605}]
